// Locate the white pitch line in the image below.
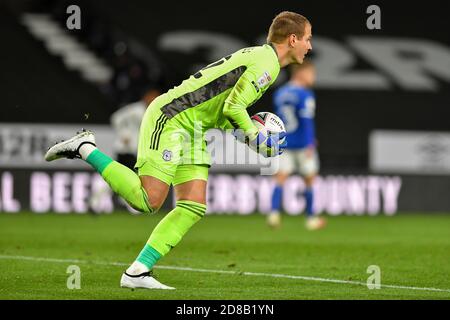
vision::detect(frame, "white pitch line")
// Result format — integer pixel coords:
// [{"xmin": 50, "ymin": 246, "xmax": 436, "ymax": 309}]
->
[{"xmin": 0, "ymin": 254, "xmax": 449, "ymax": 294}]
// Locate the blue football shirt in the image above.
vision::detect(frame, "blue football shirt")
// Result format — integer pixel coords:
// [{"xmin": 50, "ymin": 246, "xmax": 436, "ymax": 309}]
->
[{"xmin": 273, "ymin": 83, "xmax": 316, "ymax": 149}]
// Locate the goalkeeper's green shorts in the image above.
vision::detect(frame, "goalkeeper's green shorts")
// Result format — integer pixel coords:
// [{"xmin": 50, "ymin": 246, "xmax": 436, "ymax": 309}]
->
[{"xmin": 135, "ymin": 98, "xmax": 210, "ymax": 186}]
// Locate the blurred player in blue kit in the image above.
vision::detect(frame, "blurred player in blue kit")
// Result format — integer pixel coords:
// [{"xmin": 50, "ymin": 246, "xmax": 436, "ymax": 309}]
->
[{"xmin": 268, "ymin": 60, "xmax": 326, "ymax": 230}]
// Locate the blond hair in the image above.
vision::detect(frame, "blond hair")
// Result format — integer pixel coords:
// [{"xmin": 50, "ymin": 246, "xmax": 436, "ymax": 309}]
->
[{"xmin": 267, "ymin": 11, "xmax": 311, "ymax": 44}]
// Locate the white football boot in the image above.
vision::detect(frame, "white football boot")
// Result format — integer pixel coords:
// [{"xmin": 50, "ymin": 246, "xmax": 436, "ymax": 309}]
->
[
  {"xmin": 120, "ymin": 271, "xmax": 175, "ymax": 290},
  {"xmin": 267, "ymin": 212, "xmax": 281, "ymax": 228},
  {"xmin": 305, "ymin": 216, "xmax": 327, "ymax": 231},
  {"xmin": 45, "ymin": 129, "xmax": 96, "ymax": 161}
]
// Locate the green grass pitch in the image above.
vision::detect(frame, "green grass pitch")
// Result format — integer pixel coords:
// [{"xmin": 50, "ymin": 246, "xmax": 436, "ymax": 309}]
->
[{"xmin": 0, "ymin": 212, "xmax": 449, "ymax": 300}]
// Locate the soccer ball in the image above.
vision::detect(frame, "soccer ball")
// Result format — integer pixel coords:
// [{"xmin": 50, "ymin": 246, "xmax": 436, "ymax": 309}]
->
[{"xmin": 251, "ymin": 112, "xmax": 286, "ymax": 144}]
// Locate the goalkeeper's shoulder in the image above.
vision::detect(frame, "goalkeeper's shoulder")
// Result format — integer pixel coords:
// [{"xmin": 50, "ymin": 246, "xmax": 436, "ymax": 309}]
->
[
  {"xmin": 240, "ymin": 44, "xmax": 280, "ymax": 84},
  {"xmin": 248, "ymin": 44, "xmax": 279, "ymax": 64},
  {"xmin": 233, "ymin": 44, "xmax": 277, "ymax": 65}
]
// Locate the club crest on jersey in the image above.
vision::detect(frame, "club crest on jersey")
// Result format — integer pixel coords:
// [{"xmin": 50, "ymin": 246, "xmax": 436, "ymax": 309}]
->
[
  {"xmin": 162, "ymin": 149, "xmax": 172, "ymax": 161},
  {"xmin": 255, "ymin": 71, "xmax": 272, "ymax": 90}
]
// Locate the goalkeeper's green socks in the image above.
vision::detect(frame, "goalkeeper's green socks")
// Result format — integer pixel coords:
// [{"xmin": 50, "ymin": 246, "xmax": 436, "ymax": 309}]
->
[
  {"xmin": 80, "ymin": 145, "xmax": 153, "ymax": 213},
  {"xmin": 127, "ymin": 200, "xmax": 206, "ymax": 274},
  {"xmin": 126, "ymin": 245, "xmax": 162, "ymax": 275}
]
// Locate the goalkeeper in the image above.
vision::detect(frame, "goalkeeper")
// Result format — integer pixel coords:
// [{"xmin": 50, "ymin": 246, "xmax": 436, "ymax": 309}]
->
[{"xmin": 45, "ymin": 11, "xmax": 313, "ymax": 289}]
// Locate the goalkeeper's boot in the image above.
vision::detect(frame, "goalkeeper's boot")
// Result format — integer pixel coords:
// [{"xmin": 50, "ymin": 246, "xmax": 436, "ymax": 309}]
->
[
  {"xmin": 44, "ymin": 129, "xmax": 96, "ymax": 161},
  {"xmin": 120, "ymin": 271, "xmax": 175, "ymax": 290},
  {"xmin": 305, "ymin": 216, "xmax": 327, "ymax": 231}
]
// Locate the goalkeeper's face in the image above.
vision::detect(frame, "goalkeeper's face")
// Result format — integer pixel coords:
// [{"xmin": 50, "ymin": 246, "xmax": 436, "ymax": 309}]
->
[{"xmin": 292, "ymin": 23, "xmax": 312, "ymax": 64}]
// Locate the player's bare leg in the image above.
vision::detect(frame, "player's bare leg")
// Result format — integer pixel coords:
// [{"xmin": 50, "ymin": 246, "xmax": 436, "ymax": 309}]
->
[
  {"xmin": 174, "ymin": 179, "xmax": 207, "ymax": 204},
  {"xmin": 140, "ymin": 176, "xmax": 171, "ymax": 210}
]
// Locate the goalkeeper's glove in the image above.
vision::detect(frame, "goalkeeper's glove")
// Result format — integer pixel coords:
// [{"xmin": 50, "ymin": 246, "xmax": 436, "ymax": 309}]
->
[{"xmin": 232, "ymin": 129, "xmax": 287, "ymax": 157}]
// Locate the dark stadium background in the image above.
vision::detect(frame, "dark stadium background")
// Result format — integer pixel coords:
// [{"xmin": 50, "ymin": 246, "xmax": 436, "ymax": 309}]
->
[{"xmin": 0, "ymin": 0, "xmax": 449, "ymax": 213}]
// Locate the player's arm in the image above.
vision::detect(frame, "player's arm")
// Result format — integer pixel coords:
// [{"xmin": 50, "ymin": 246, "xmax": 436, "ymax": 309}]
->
[
  {"xmin": 222, "ymin": 69, "xmax": 259, "ymax": 139},
  {"xmin": 223, "ymin": 69, "xmax": 285, "ymax": 156}
]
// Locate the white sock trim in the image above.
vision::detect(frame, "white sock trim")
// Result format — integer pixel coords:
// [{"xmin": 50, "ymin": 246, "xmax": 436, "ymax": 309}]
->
[
  {"xmin": 79, "ymin": 143, "xmax": 97, "ymax": 160},
  {"xmin": 126, "ymin": 261, "xmax": 150, "ymax": 275}
]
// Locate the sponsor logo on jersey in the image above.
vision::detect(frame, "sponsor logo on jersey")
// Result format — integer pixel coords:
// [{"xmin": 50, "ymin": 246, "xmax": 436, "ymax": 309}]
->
[{"xmin": 255, "ymin": 71, "xmax": 272, "ymax": 90}]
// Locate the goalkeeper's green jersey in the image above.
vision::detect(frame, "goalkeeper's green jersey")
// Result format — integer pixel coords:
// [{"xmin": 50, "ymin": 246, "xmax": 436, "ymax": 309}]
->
[{"xmin": 154, "ymin": 44, "xmax": 280, "ymax": 138}]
